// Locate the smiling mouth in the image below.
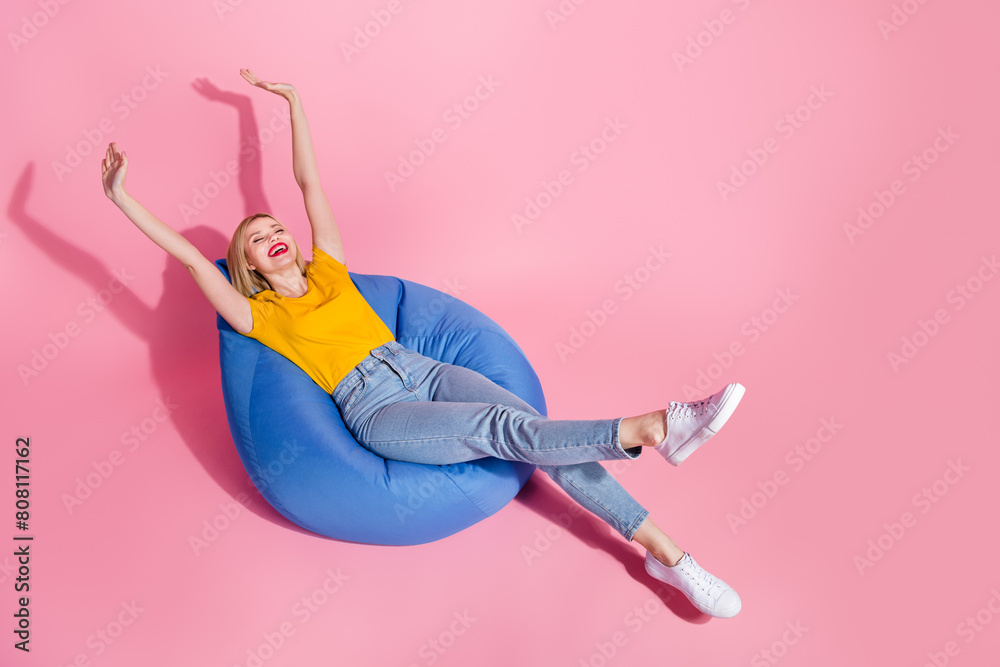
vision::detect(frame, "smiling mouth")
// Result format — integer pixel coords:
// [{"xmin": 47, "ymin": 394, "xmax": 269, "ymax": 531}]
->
[{"xmin": 269, "ymin": 243, "xmax": 288, "ymax": 257}]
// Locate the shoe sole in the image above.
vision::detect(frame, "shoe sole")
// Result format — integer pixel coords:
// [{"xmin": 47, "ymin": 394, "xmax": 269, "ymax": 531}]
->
[{"xmin": 665, "ymin": 382, "xmax": 746, "ymax": 466}]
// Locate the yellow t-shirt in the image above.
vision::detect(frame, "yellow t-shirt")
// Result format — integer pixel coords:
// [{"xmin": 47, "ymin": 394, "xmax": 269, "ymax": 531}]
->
[{"xmin": 241, "ymin": 243, "xmax": 396, "ymax": 394}]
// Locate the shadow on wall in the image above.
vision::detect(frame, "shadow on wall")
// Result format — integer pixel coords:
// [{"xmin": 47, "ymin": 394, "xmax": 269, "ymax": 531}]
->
[
  {"xmin": 10, "ymin": 77, "xmax": 707, "ymax": 602},
  {"xmin": 7, "ymin": 79, "xmax": 316, "ymax": 536}
]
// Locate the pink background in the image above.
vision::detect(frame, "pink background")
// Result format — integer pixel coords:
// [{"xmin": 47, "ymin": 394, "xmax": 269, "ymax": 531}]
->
[{"xmin": 3, "ymin": 1, "xmax": 999, "ymax": 665}]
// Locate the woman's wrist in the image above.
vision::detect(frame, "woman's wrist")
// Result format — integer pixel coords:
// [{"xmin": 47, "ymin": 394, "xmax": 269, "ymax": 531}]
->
[{"xmin": 109, "ymin": 188, "xmax": 130, "ymax": 206}]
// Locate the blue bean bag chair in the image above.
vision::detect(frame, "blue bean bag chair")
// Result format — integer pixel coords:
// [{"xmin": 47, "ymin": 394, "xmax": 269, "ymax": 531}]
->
[{"xmin": 213, "ymin": 258, "xmax": 542, "ymax": 545}]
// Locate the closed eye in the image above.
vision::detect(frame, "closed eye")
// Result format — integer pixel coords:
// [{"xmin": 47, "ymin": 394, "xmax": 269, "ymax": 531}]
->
[{"xmin": 251, "ymin": 226, "xmax": 284, "ymax": 243}]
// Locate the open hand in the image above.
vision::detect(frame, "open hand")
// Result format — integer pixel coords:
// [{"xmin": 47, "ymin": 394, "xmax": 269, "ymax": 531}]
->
[
  {"xmin": 102, "ymin": 142, "xmax": 128, "ymax": 200},
  {"xmin": 240, "ymin": 68, "xmax": 297, "ymax": 100}
]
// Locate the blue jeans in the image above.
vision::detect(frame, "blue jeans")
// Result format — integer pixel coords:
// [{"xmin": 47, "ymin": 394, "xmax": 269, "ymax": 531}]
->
[{"xmin": 331, "ymin": 341, "xmax": 650, "ymax": 541}]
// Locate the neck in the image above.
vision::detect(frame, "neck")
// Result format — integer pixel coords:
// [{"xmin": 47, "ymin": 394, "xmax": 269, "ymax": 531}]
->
[{"xmin": 263, "ymin": 265, "xmax": 308, "ymax": 298}]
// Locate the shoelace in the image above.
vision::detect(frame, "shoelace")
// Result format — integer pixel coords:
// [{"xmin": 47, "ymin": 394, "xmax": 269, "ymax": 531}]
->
[
  {"xmin": 666, "ymin": 396, "xmax": 712, "ymax": 421},
  {"xmin": 677, "ymin": 558, "xmax": 726, "ymax": 597}
]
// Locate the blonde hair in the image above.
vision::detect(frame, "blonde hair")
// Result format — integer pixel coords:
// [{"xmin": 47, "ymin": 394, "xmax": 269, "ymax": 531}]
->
[{"xmin": 227, "ymin": 213, "xmax": 307, "ymax": 297}]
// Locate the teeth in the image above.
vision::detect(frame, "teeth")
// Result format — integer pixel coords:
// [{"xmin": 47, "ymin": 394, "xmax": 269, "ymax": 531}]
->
[{"xmin": 270, "ymin": 244, "xmax": 286, "ymax": 256}]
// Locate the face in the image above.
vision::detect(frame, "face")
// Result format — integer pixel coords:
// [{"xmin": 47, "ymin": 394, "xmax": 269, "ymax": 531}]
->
[{"xmin": 243, "ymin": 217, "xmax": 298, "ymax": 274}]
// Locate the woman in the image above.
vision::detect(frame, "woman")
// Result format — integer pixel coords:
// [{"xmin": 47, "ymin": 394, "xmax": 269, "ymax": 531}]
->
[{"xmin": 101, "ymin": 69, "xmax": 747, "ymax": 619}]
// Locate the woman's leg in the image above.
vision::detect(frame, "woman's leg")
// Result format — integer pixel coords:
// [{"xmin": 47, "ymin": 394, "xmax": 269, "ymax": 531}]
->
[
  {"xmin": 333, "ymin": 343, "xmax": 743, "ymax": 617},
  {"xmin": 632, "ymin": 515, "xmax": 685, "ymax": 566},
  {"xmin": 339, "ymin": 342, "xmax": 653, "ymax": 540},
  {"xmin": 538, "ymin": 463, "xmax": 649, "ymax": 542},
  {"xmin": 344, "ymin": 345, "xmax": 657, "ymax": 468}
]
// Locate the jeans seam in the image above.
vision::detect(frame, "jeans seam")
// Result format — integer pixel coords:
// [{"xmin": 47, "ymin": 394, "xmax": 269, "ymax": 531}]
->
[
  {"xmin": 380, "ymin": 357, "xmax": 416, "ymax": 392},
  {"xmin": 623, "ymin": 508, "xmax": 650, "ymax": 542},
  {"xmin": 548, "ymin": 466, "xmax": 630, "ymax": 536},
  {"xmin": 362, "ymin": 433, "xmax": 617, "ymax": 455}
]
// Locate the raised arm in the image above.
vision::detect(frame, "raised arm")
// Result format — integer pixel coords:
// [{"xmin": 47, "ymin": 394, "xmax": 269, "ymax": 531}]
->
[
  {"xmin": 240, "ymin": 69, "xmax": 346, "ymax": 265},
  {"xmin": 101, "ymin": 142, "xmax": 254, "ymax": 334}
]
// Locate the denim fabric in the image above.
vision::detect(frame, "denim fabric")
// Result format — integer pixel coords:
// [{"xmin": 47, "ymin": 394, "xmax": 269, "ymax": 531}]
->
[{"xmin": 331, "ymin": 341, "xmax": 650, "ymax": 540}]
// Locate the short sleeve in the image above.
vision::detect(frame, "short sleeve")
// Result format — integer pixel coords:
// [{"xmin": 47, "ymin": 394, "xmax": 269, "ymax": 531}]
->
[
  {"xmin": 246, "ymin": 296, "xmax": 273, "ymax": 338},
  {"xmin": 311, "ymin": 243, "xmax": 347, "ymax": 272}
]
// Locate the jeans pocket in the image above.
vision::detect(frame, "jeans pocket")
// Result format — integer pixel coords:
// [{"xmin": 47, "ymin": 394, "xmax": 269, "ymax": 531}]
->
[
  {"xmin": 340, "ymin": 375, "xmax": 368, "ymax": 418},
  {"xmin": 381, "ymin": 356, "xmax": 416, "ymax": 391}
]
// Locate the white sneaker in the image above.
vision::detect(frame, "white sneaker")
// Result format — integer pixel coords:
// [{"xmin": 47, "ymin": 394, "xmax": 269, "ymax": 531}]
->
[
  {"xmin": 645, "ymin": 551, "xmax": 742, "ymax": 618},
  {"xmin": 654, "ymin": 382, "xmax": 745, "ymax": 465}
]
